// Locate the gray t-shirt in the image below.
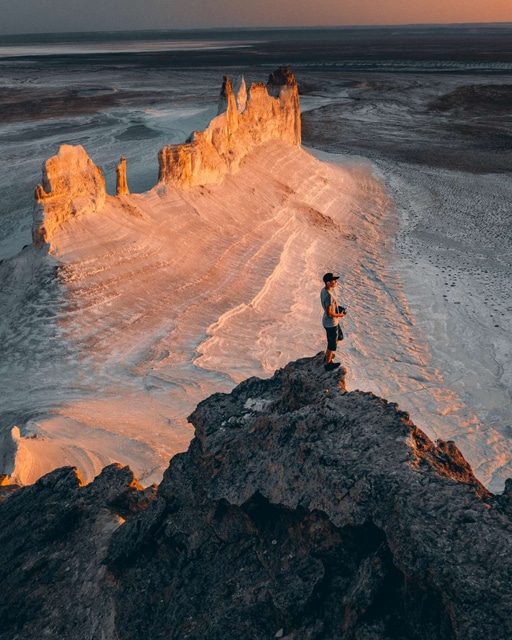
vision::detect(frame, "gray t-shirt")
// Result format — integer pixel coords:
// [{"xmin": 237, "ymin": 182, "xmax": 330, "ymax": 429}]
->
[{"xmin": 321, "ymin": 287, "xmax": 338, "ymax": 328}]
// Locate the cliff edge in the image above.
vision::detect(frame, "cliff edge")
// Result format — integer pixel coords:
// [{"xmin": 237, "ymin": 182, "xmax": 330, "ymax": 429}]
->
[
  {"xmin": 0, "ymin": 354, "xmax": 511, "ymax": 640},
  {"xmin": 158, "ymin": 66, "xmax": 301, "ymax": 188},
  {"xmin": 32, "ymin": 144, "xmax": 107, "ymax": 247},
  {"xmin": 31, "ymin": 67, "xmax": 301, "ymax": 247}
]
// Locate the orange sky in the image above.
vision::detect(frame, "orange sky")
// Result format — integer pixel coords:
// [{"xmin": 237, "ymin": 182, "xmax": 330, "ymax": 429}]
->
[
  {"xmin": 221, "ymin": 0, "xmax": 512, "ymax": 28},
  {"xmin": 1, "ymin": 0, "xmax": 511, "ymax": 34}
]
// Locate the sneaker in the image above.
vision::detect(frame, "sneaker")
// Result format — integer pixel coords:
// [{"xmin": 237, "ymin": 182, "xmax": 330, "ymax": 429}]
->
[{"xmin": 324, "ymin": 362, "xmax": 341, "ymax": 372}]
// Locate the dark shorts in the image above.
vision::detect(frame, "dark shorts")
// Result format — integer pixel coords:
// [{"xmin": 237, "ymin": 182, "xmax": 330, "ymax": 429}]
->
[
  {"xmin": 325, "ymin": 326, "xmax": 338, "ymax": 351},
  {"xmin": 325, "ymin": 325, "xmax": 344, "ymax": 350}
]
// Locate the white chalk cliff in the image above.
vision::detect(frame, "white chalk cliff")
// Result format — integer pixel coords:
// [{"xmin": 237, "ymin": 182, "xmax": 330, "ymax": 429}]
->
[
  {"xmin": 32, "ymin": 67, "xmax": 301, "ymax": 247},
  {"xmin": 33, "ymin": 145, "xmax": 107, "ymax": 248},
  {"xmin": 158, "ymin": 68, "xmax": 301, "ymax": 188},
  {"xmin": 1, "ymin": 68, "xmax": 508, "ymax": 490}
]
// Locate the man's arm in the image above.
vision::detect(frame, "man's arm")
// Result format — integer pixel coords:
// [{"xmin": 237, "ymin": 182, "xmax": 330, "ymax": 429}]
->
[{"xmin": 327, "ymin": 302, "xmax": 346, "ymax": 319}]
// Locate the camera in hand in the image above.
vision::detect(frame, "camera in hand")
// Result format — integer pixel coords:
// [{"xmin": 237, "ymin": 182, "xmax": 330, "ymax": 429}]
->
[{"xmin": 337, "ymin": 305, "xmax": 347, "ymax": 315}]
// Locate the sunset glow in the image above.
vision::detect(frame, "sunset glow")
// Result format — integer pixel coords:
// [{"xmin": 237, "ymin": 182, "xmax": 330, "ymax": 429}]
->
[{"xmin": 0, "ymin": 0, "xmax": 510, "ymax": 35}]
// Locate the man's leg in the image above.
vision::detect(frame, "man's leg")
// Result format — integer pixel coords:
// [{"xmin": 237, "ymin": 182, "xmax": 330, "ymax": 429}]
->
[{"xmin": 325, "ymin": 327, "xmax": 338, "ymax": 364}]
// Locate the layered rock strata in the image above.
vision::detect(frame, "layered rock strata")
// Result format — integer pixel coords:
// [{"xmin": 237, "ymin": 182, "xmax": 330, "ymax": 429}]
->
[
  {"xmin": 32, "ymin": 144, "xmax": 107, "ymax": 247},
  {"xmin": 158, "ymin": 66, "xmax": 301, "ymax": 188},
  {"xmin": 31, "ymin": 67, "xmax": 301, "ymax": 247},
  {"xmin": 0, "ymin": 354, "xmax": 510, "ymax": 640}
]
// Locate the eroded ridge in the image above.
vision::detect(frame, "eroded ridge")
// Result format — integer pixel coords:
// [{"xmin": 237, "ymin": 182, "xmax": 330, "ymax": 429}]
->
[
  {"xmin": 158, "ymin": 66, "xmax": 301, "ymax": 189},
  {"xmin": 31, "ymin": 67, "xmax": 301, "ymax": 248},
  {"xmin": 33, "ymin": 145, "xmax": 107, "ymax": 247}
]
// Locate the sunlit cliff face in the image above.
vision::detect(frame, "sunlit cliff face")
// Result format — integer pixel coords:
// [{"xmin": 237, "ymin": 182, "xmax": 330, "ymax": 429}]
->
[
  {"xmin": 33, "ymin": 68, "xmax": 301, "ymax": 246},
  {"xmin": 6, "ymin": 69, "xmax": 313, "ymax": 487},
  {"xmin": 2, "ymin": 66, "xmax": 509, "ymax": 494},
  {"xmin": 33, "ymin": 145, "xmax": 107, "ymax": 247},
  {"xmin": 157, "ymin": 70, "xmax": 301, "ymax": 189}
]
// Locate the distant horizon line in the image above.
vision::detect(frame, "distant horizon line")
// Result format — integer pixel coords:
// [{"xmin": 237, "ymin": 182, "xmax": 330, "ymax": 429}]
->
[{"xmin": 1, "ymin": 21, "xmax": 512, "ymax": 39}]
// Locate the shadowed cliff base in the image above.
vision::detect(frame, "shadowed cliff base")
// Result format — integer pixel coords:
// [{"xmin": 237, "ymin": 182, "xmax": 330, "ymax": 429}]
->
[{"xmin": 0, "ymin": 354, "xmax": 511, "ymax": 640}]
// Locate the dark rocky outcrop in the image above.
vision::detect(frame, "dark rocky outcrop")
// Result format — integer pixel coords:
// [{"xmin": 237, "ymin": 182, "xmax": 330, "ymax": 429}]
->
[
  {"xmin": 0, "ymin": 463, "xmax": 157, "ymax": 639},
  {"xmin": 0, "ymin": 354, "xmax": 511, "ymax": 639}
]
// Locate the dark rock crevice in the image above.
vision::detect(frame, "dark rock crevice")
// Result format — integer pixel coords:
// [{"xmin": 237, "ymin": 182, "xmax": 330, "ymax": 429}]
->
[{"xmin": 0, "ymin": 354, "xmax": 510, "ymax": 639}]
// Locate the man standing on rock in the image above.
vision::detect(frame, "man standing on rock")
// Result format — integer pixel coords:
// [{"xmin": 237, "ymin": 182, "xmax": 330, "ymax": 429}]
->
[{"xmin": 321, "ymin": 272, "xmax": 346, "ymax": 371}]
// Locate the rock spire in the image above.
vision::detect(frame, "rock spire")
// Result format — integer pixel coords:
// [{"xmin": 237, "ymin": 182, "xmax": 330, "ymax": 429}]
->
[
  {"xmin": 31, "ymin": 68, "xmax": 301, "ymax": 247},
  {"xmin": 158, "ymin": 66, "xmax": 301, "ymax": 188},
  {"xmin": 115, "ymin": 156, "xmax": 129, "ymax": 196}
]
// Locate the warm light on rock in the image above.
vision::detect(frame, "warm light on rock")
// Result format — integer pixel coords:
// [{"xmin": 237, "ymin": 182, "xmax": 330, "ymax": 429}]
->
[
  {"xmin": 32, "ymin": 68, "xmax": 301, "ymax": 246},
  {"xmin": 116, "ymin": 156, "xmax": 129, "ymax": 196},
  {"xmin": 158, "ymin": 66, "xmax": 301, "ymax": 188},
  {"xmin": 33, "ymin": 144, "xmax": 106, "ymax": 247}
]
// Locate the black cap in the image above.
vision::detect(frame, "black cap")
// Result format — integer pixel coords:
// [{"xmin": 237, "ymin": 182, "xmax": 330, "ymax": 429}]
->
[{"xmin": 323, "ymin": 272, "xmax": 339, "ymax": 283}]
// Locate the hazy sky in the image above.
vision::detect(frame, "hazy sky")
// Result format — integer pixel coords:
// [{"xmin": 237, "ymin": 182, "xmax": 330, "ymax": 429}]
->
[{"xmin": 1, "ymin": 0, "xmax": 510, "ymax": 35}]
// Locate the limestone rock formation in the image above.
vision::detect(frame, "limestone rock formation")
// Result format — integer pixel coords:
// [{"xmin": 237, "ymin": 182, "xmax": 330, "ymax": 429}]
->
[
  {"xmin": 218, "ymin": 75, "xmax": 247, "ymax": 115},
  {"xmin": 158, "ymin": 66, "xmax": 301, "ymax": 188},
  {"xmin": 32, "ymin": 144, "xmax": 107, "ymax": 247},
  {"xmin": 0, "ymin": 354, "xmax": 511, "ymax": 639},
  {"xmin": 116, "ymin": 156, "xmax": 129, "ymax": 196},
  {"xmin": 31, "ymin": 68, "xmax": 301, "ymax": 247},
  {"xmin": 236, "ymin": 76, "xmax": 248, "ymax": 113}
]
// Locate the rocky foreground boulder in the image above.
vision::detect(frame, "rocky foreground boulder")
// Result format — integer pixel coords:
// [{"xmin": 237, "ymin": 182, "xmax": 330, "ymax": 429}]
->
[{"xmin": 0, "ymin": 354, "xmax": 511, "ymax": 639}]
